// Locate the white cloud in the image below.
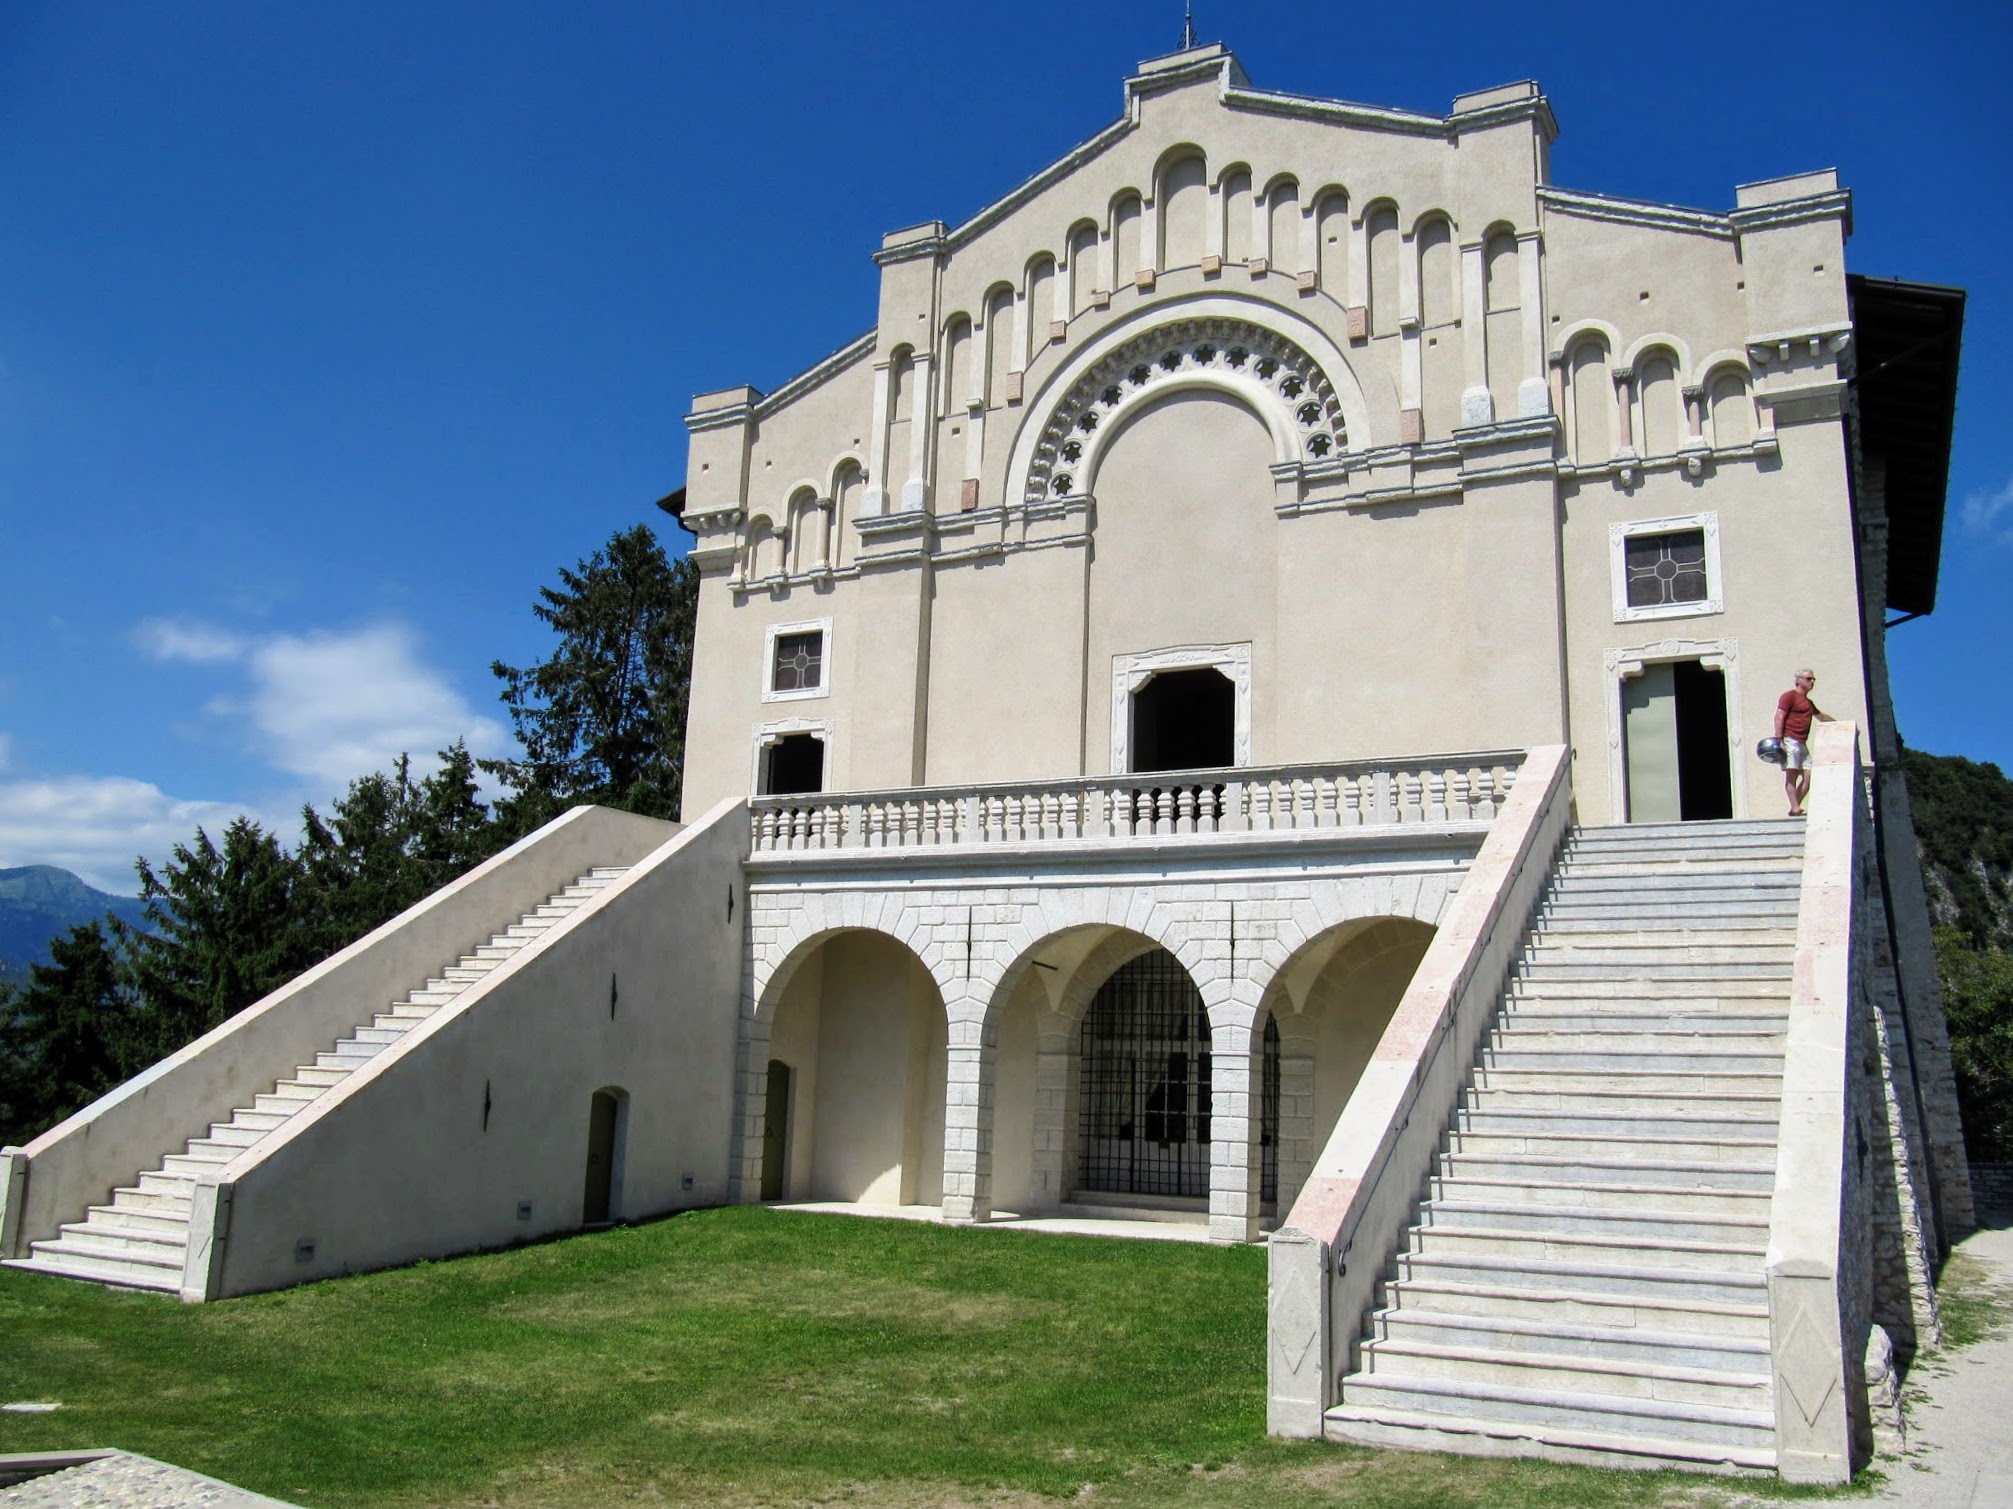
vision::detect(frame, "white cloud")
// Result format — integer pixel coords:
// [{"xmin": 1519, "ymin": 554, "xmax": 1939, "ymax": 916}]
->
[
  {"xmin": 0, "ymin": 620, "xmax": 514, "ymax": 890},
  {"xmin": 134, "ymin": 618, "xmax": 248, "ymax": 663},
  {"xmin": 0, "ymin": 775, "xmax": 273, "ymax": 894},
  {"xmin": 1959, "ymin": 477, "xmax": 2013, "ymax": 546},
  {"xmin": 242, "ymin": 624, "xmax": 509, "ymax": 791}
]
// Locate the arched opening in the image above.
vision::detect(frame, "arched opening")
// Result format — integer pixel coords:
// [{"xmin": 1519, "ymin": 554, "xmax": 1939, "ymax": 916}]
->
[
  {"xmin": 1111, "ymin": 193, "xmax": 1143, "ymax": 287},
  {"xmin": 1417, "ymin": 215, "xmax": 1456, "ymax": 327},
  {"xmin": 1078, "ymin": 948, "xmax": 1213, "ymax": 1199},
  {"xmin": 763, "ymin": 931, "xmax": 948, "ymax": 1206},
  {"xmin": 1026, "ymin": 255, "xmax": 1057, "ymax": 357},
  {"xmin": 582, "ymin": 1086, "xmax": 628, "ymax": 1225},
  {"xmin": 1265, "ymin": 176, "xmax": 1301, "ymax": 273},
  {"xmin": 831, "ymin": 460, "xmax": 865, "ymax": 568},
  {"xmin": 1315, "ymin": 189, "xmax": 1350, "ymax": 294},
  {"xmin": 761, "ymin": 733, "xmax": 824, "ymax": 796},
  {"xmin": 759, "ymin": 1059, "xmax": 792, "ymax": 1201},
  {"xmin": 1264, "ymin": 917, "xmax": 1434, "ymax": 1215},
  {"xmin": 1130, "ymin": 667, "xmax": 1234, "ymax": 773}
]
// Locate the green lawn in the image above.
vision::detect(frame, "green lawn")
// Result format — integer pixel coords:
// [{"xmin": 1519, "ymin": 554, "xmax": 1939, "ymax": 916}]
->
[{"xmin": 1, "ymin": 1207, "xmax": 1838, "ymax": 1507}]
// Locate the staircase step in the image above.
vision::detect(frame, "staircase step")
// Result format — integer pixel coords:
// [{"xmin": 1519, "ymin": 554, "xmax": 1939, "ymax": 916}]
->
[
  {"xmin": 1368, "ymin": 1306, "xmax": 1770, "ymax": 1372},
  {"xmin": 1446, "ymin": 1128, "xmax": 1776, "ymax": 1163},
  {"xmin": 1465, "ymin": 1086, "xmax": 1780, "ymax": 1119},
  {"xmin": 135, "ymin": 1170, "xmax": 197, "ymax": 1197},
  {"xmin": 1355, "ymin": 1337, "xmax": 1770, "ymax": 1410},
  {"xmin": 1418, "ymin": 1198, "xmax": 1768, "ymax": 1244},
  {"xmin": 1515, "ymin": 960, "xmax": 1790, "ymax": 982},
  {"xmin": 1325, "ymin": 1399, "xmax": 1777, "ymax": 1470},
  {"xmin": 253, "ymin": 1090, "xmax": 317, "ymax": 1114},
  {"xmin": 1429, "ymin": 1175, "xmax": 1772, "ymax": 1217},
  {"xmin": 110, "ymin": 1185, "xmax": 193, "ymax": 1216},
  {"xmin": 1334, "ymin": 1370, "xmax": 1774, "ymax": 1451},
  {"xmin": 3, "ymin": 1251, "xmax": 182, "ymax": 1293},
  {"xmin": 30, "ymin": 1232, "xmax": 184, "ymax": 1274},
  {"xmin": 1405, "ymin": 1223, "xmax": 1764, "ymax": 1271},
  {"xmin": 1439, "ymin": 1150, "xmax": 1776, "ymax": 1191},
  {"xmin": 1379, "ymin": 1276, "xmax": 1769, "ymax": 1337},
  {"xmin": 1469, "ymin": 1065, "xmax": 1782, "ymax": 1097},
  {"xmin": 162, "ymin": 1151, "xmax": 233, "ymax": 1177},
  {"xmin": 282, "ymin": 1068, "xmax": 347, "ymax": 1089},
  {"xmin": 226, "ymin": 1108, "xmax": 294, "ymax": 1132},
  {"xmin": 55, "ymin": 1221, "xmax": 188, "ymax": 1260},
  {"xmin": 1483, "ymin": 1049, "xmax": 1783, "ymax": 1075},
  {"xmin": 203, "ymin": 1123, "xmax": 268, "ymax": 1147},
  {"xmin": 1456, "ymin": 1107, "xmax": 1778, "ymax": 1140},
  {"xmin": 1507, "ymin": 978, "xmax": 1791, "ymax": 1001},
  {"xmin": 87, "ymin": 1202, "xmax": 192, "ymax": 1236}
]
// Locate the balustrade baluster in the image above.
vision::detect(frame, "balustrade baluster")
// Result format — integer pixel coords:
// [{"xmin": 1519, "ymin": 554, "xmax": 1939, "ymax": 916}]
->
[
  {"xmin": 1427, "ymin": 768, "xmax": 1447, "ymax": 823},
  {"xmin": 1175, "ymin": 785, "xmax": 1195, "ymax": 834}
]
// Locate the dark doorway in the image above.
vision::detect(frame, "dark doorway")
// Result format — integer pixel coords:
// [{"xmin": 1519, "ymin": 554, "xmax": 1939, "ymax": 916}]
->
[
  {"xmin": 1078, "ymin": 949, "xmax": 1212, "ymax": 1199},
  {"xmin": 763, "ymin": 734, "xmax": 824, "ymax": 796},
  {"xmin": 1624, "ymin": 659, "xmax": 1732, "ymax": 822},
  {"xmin": 583, "ymin": 1089, "xmax": 622, "ymax": 1225},
  {"xmin": 760, "ymin": 1059, "xmax": 792, "ymax": 1202},
  {"xmin": 1131, "ymin": 667, "xmax": 1234, "ymax": 773},
  {"xmin": 1673, "ymin": 660, "xmax": 1733, "ymax": 821}
]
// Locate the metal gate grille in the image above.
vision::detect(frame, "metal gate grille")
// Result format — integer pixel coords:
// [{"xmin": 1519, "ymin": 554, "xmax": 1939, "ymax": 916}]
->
[
  {"xmin": 1078, "ymin": 950, "xmax": 1212, "ymax": 1198},
  {"xmin": 1260, "ymin": 1016, "xmax": 1280, "ymax": 1206}
]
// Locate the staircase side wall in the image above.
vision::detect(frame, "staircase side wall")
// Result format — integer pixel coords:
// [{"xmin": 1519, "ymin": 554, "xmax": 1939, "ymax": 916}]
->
[
  {"xmin": 202, "ymin": 799, "xmax": 748, "ymax": 1298},
  {"xmin": 1265, "ymin": 743, "xmax": 1572, "ymax": 1437},
  {"xmin": 1, "ymin": 805, "xmax": 679, "ymax": 1259},
  {"xmin": 1767, "ymin": 723, "xmax": 1872, "ymax": 1482}
]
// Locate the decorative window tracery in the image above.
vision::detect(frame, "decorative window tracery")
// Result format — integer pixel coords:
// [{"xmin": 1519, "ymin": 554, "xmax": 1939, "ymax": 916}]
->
[{"xmin": 1025, "ymin": 318, "xmax": 1348, "ymax": 502}]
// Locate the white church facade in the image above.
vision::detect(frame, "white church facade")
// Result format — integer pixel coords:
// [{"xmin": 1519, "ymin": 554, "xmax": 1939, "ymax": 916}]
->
[{"xmin": 3, "ymin": 45, "xmax": 1970, "ymax": 1483}]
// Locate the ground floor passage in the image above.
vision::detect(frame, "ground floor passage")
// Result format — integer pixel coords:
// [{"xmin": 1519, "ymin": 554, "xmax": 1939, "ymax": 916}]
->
[{"xmin": 746, "ymin": 917, "xmax": 1434, "ymax": 1235}]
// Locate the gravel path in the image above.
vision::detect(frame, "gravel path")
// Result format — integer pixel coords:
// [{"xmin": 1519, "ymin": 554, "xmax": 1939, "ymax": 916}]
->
[
  {"xmin": 0, "ymin": 1453, "xmax": 296, "ymax": 1508},
  {"xmin": 1874, "ymin": 1218, "xmax": 2013, "ymax": 1508}
]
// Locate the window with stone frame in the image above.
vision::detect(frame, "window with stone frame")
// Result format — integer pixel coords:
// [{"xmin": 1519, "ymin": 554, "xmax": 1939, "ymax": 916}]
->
[
  {"xmin": 1623, "ymin": 529, "xmax": 1708, "ymax": 609},
  {"xmin": 771, "ymin": 630, "xmax": 823, "ymax": 694}
]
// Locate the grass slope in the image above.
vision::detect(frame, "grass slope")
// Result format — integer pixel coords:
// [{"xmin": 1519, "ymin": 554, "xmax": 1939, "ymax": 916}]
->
[{"xmin": 2, "ymin": 1208, "xmax": 1843, "ymax": 1508}]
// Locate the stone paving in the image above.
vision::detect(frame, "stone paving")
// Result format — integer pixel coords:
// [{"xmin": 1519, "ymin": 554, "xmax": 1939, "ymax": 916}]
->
[
  {"xmin": 0, "ymin": 1453, "xmax": 296, "ymax": 1508},
  {"xmin": 1874, "ymin": 1215, "xmax": 2013, "ymax": 1508}
]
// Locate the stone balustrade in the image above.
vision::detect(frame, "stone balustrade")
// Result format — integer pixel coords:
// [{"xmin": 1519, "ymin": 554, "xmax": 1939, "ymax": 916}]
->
[{"xmin": 748, "ymin": 752, "xmax": 1526, "ymax": 854}]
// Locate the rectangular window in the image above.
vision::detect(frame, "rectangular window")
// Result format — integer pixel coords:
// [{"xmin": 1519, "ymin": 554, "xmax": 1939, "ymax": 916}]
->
[
  {"xmin": 1609, "ymin": 514, "xmax": 1722, "ymax": 624},
  {"xmin": 1623, "ymin": 530, "xmax": 1708, "ymax": 609},
  {"xmin": 771, "ymin": 631, "xmax": 822, "ymax": 693}
]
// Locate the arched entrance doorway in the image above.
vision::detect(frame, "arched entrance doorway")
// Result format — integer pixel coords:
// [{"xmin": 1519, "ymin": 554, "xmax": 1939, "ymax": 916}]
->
[{"xmin": 1131, "ymin": 667, "xmax": 1235, "ymax": 773}]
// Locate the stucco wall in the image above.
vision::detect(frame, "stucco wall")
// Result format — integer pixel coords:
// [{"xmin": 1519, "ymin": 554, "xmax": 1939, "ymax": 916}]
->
[{"xmin": 204, "ymin": 800, "xmax": 748, "ymax": 1297}]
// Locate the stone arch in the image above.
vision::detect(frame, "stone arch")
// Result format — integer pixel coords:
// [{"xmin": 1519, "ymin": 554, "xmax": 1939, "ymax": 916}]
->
[
  {"xmin": 1634, "ymin": 342, "xmax": 1686, "ymax": 456},
  {"xmin": 1361, "ymin": 199, "xmax": 1402, "ymax": 336},
  {"xmin": 1010, "ymin": 296, "xmax": 1371, "ymax": 506},
  {"xmin": 1414, "ymin": 211, "xmax": 1458, "ymax": 327},
  {"xmin": 1251, "ymin": 915, "xmax": 1437, "ymax": 1215},
  {"xmin": 742, "ymin": 921, "xmax": 955, "ymax": 1209},
  {"xmin": 940, "ymin": 312, "xmax": 974, "ymax": 416},
  {"xmin": 828, "ymin": 457, "xmax": 865, "ymax": 569},
  {"xmin": 1312, "ymin": 186, "xmax": 1350, "ymax": 294},
  {"xmin": 1561, "ymin": 325, "xmax": 1617, "ymax": 465},
  {"xmin": 981, "ymin": 921, "xmax": 1210, "ymax": 1216}
]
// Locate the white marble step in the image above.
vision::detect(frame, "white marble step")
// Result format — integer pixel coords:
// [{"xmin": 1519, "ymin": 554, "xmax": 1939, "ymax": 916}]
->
[
  {"xmin": 1378, "ymin": 1275, "xmax": 1770, "ymax": 1337},
  {"xmin": 1325, "ymin": 1400, "xmax": 1777, "ymax": 1472}
]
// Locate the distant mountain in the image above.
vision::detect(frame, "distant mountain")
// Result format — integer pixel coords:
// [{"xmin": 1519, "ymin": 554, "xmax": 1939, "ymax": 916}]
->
[{"xmin": 0, "ymin": 866, "xmax": 152, "ymax": 989}]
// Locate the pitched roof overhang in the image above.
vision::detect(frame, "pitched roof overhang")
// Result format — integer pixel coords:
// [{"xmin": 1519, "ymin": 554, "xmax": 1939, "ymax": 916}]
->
[{"xmin": 1848, "ymin": 275, "xmax": 1965, "ymax": 617}]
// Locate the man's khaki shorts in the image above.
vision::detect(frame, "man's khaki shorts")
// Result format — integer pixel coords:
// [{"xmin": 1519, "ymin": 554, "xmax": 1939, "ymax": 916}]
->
[{"xmin": 1783, "ymin": 737, "xmax": 1809, "ymax": 770}]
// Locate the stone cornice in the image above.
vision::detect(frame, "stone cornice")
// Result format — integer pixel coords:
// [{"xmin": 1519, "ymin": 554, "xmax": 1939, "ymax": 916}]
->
[
  {"xmin": 685, "ymin": 400, "xmax": 756, "ymax": 435},
  {"xmin": 1537, "ymin": 186, "xmax": 1734, "ymax": 240},
  {"xmin": 1729, "ymin": 190, "xmax": 1853, "ymax": 238}
]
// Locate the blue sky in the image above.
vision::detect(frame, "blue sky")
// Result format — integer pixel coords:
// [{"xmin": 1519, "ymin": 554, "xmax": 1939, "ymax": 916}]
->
[{"xmin": 1, "ymin": 1, "xmax": 2007, "ymax": 892}]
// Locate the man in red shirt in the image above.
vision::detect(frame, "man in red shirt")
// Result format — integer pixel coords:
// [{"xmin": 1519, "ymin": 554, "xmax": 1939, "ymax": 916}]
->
[{"xmin": 1774, "ymin": 668, "xmax": 1833, "ymax": 816}]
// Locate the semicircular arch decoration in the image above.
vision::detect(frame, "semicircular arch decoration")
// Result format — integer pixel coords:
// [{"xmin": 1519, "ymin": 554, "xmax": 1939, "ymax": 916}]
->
[{"xmin": 1026, "ymin": 317, "xmax": 1348, "ymax": 505}]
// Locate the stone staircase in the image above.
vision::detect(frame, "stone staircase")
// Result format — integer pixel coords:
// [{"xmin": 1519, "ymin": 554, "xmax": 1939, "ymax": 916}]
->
[
  {"xmin": 4, "ymin": 866, "xmax": 630, "ymax": 1293},
  {"xmin": 1326, "ymin": 819, "xmax": 1806, "ymax": 1472}
]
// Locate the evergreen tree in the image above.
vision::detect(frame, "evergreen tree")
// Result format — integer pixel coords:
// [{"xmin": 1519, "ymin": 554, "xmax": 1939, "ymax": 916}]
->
[
  {"xmin": 297, "ymin": 743, "xmax": 494, "ymax": 951},
  {"xmin": 483, "ymin": 524, "xmax": 697, "ymax": 827},
  {"xmin": 120, "ymin": 816, "xmax": 319, "ymax": 1052},
  {"xmin": 0, "ymin": 922, "xmax": 141, "ymax": 1142},
  {"xmin": 1934, "ymin": 926, "xmax": 2013, "ymax": 1162}
]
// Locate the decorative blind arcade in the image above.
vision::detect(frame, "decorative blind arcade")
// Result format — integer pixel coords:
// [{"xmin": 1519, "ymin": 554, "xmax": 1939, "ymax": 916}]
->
[{"xmin": 1623, "ymin": 530, "xmax": 1708, "ymax": 609}]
